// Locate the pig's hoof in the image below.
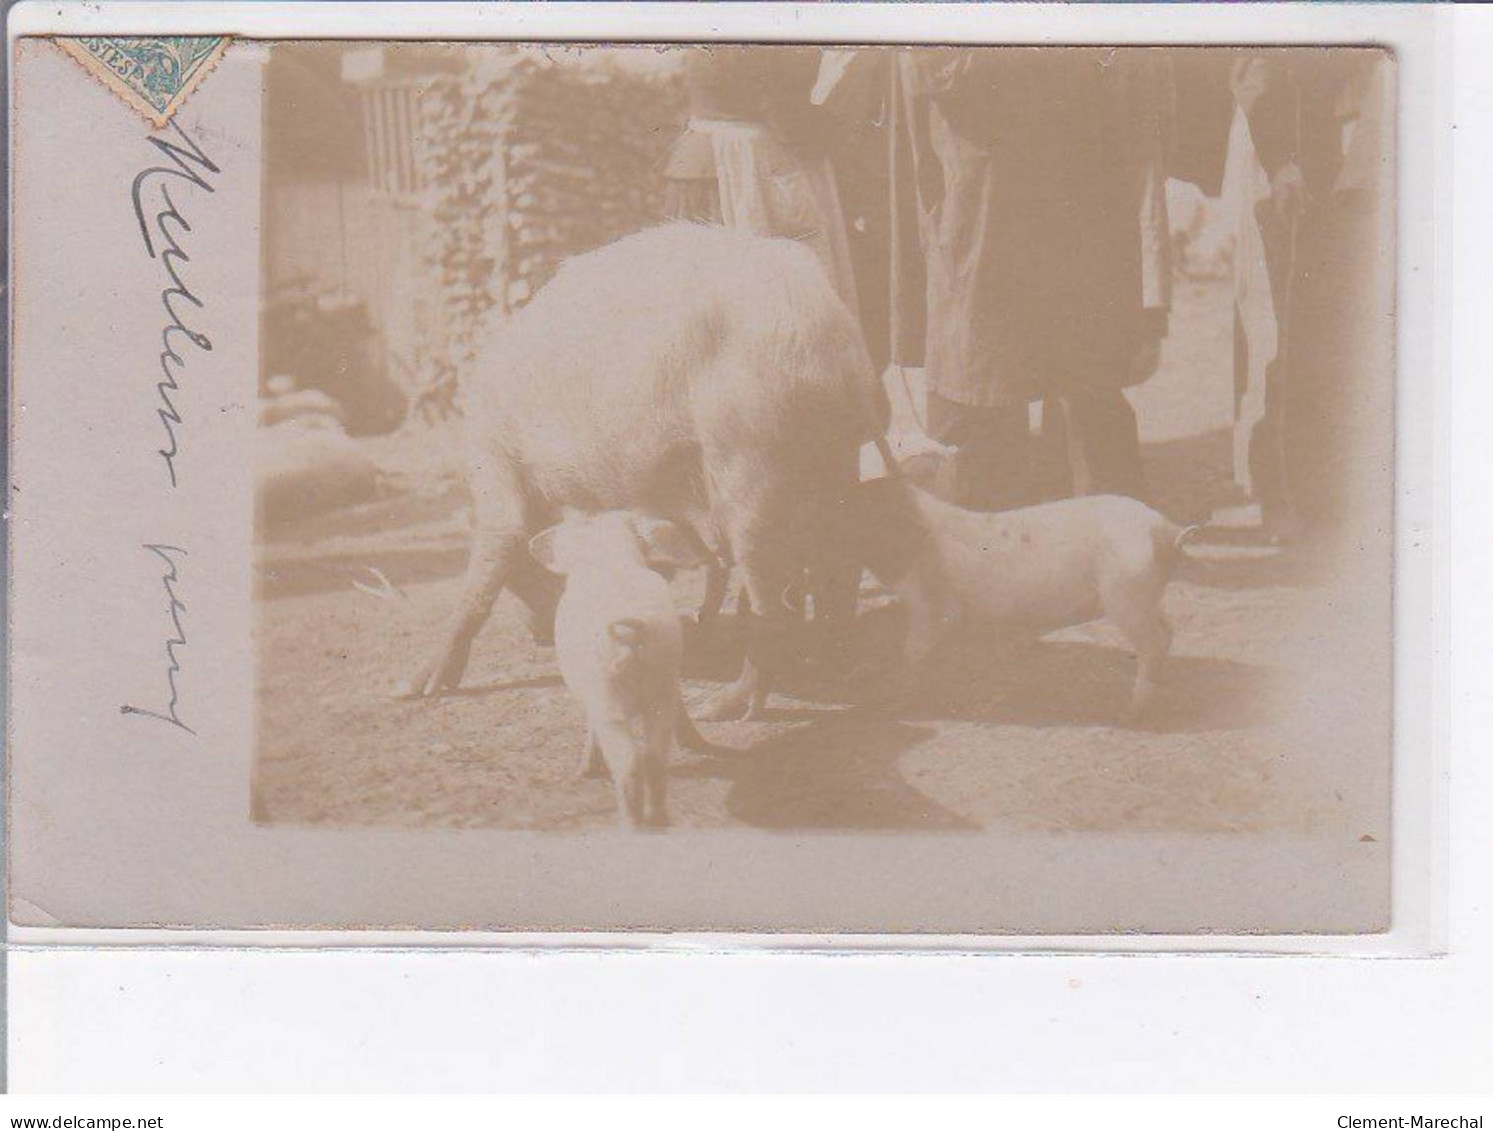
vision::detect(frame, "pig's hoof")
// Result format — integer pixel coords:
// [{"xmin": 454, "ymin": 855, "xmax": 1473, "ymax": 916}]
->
[
  {"xmin": 393, "ymin": 664, "xmax": 457, "ymax": 700},
  {"xmin": 393, "ymin": 677, "xmax": 434, "ymax": 700}
]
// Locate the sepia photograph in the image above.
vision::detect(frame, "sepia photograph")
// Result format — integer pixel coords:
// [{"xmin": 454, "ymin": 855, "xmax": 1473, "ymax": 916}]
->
[
  {"xmin": 250, "ymin": 42, "xmax": 1395, "ymax": 862},
  {"xmin": 5, "ymin": 26, "xmax": 1410, "ymax": 935},
  {"xmin": 9, "ymin": 0, "xmax": 1485, "ymax": 1100}
]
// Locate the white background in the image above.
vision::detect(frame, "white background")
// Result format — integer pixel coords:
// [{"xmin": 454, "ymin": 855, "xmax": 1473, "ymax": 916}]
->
[{"xmin": 5, "ymin": 1, "xmax": 1488, "ymax": 1093}]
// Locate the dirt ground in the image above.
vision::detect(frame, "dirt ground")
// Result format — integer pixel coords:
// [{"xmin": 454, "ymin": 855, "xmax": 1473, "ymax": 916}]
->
[{"xmin": 252, "ymin": 277, "xmax": 1391, "ymax": 843}]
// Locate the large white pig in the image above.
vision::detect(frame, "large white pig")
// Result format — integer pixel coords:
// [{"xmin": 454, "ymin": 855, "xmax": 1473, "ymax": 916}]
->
[
  {"xmin": 529, "ymin": 511, "xmax": 705, "ymax": 829},
  {"xmin": 401, "ymin": 223, "xmax": 888, "ymax": 720},
  {"xmin": 841, "ymin": 477, "xmax": 1199, "ymax": 718}
]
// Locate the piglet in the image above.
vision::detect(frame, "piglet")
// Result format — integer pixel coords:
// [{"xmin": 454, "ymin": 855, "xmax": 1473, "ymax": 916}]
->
[
  {"xmin": 529, "ymin": 511, "xmax": 706, "ymax": 829},
  {"xmin": 845, "ymin": 478, "xmax": 1200, "ymax": 719}
]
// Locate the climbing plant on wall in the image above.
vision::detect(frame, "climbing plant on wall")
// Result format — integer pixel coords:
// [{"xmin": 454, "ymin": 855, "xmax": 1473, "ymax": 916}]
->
[
  {"xmin": 411, "ymin": 68, "xmax": 508, "ymax": 420},
  {"xmin": 411, "ymin": 49, "xmax": 681, "ymax": 421}
]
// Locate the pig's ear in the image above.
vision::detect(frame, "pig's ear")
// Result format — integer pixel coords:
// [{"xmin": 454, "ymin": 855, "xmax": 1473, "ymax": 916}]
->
[
  {"xmin": 629, "ymin": 516, "xmax": 707, "ymax": 571},
  {"xmin": 528, "ymin": 526, "xmax": 569, "ymax": 574}
]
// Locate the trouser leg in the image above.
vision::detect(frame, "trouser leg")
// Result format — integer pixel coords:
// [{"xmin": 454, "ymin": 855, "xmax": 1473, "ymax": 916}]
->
[
  {"xmin": 931, "ymin": 402, "xmax": 1033, "ymax": 512},
  {"xmin": 1055, "ymin": 387, "xmax": 1144, "ymax": 499}
]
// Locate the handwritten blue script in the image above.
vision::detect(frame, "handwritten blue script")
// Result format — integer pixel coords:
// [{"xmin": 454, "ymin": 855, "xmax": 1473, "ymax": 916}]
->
[
  {"xmin": 121, "ymin": 121, "xmax": 219, "ymax": 737},
  {"xmin": 130, "ymin": 120, "xmax": 219, "ymax": 490},
  {"xmin": 120, "ymin": 543, "xmax": 195, "ymax": 735}
]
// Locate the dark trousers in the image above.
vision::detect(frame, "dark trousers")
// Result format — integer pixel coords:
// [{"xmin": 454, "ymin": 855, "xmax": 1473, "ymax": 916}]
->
[
  {"xmin": 1234, "ymin": 312, "xmax": 1292, "ymax": 530},
  {"xmin": 928, "ymin": 389, "xmax": 1143, "ymax": 512},
  {"xmin": 1040, "ymin": 389, "xmax": 1144, "ymax": 500},
  {"xmin": 1238, "ymin": 193, "xmax": 1378, "ymax": 542}
]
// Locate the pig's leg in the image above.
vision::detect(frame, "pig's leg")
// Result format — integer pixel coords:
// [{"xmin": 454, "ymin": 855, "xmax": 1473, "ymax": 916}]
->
[
  {"xmin": 808, "ymin": 450, "xmax": 865, "ymax": 630},
  {"xmin": 640, "ymin": 708, "xmax": 674, "ymax": 828},
  {"xmin": 697, "ymin": 521, "xmax": 797, "ymax": 722},
  {"xmin": 900, "ymin": 592, "xmax": 947, "ymax": 672},
  {"xmin": 848, "ymin": 600, "xmax": 942, "ymax": 709},
  {"xmin": 576, "ymin": 729, "xmax": 607, "ymax": 780},
  {"xmin": 696, "ymin": 614, "xmax": 770, "ymax": 721},
  {"xmin": 597, "ymin": 728, "xmax": 650, "ymax": 830},
  {"xmin": 669, "ymin": 522, "xmax": 728, "ymax": 633},
  {"xmin": 873, "ymin": 588, "xmax": 947, "ymax": 709},
  {"xmin": 804, "ymin": 531, "xmax": 863, "ymax": 678},
  {"xmin": 643, "ymin": 742, "xmax": 670, "ymax": 829},
  {"xmin": 504, "ymin": 534, "xmax": 563, "ymax": 647},
  {"xmin": 399, "ymin": 521, "xmax": 525, "ymax": 698},
  {"xmin": 696, "ymin": 559, "xmax": 729, "ymax": 632},
  {"xmin": 1114, "ymin": 606, "xmax": 1173, "ymax": 722}
]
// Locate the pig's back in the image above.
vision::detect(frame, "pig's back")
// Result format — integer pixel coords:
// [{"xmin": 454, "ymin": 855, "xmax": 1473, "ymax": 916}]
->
[
  {"xmin": 463, "ymin": 224, "xmax": 880, "ymax": 507},
  {"xmin": 1084, "ymin": 495, "xmax": 1183, "ymax": 579},
  {"xmin": 923, "ymin": 492, "xmax": 1176, "ymax": 628}
]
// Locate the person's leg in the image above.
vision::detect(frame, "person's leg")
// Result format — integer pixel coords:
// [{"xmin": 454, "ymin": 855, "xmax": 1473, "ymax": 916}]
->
[
  {"xmin": 1252, "ymin": 356, "xmax": 1298, "ymax": 541},
  {"xmin": 1036, "ymin": 395, "xmax": 1074, "ymax": 501},
  {"xmin": 959, "ymin": 411, "xmax": 1033, "ymax": 511},
  {"xmin": 1233, "ymin": 307, "xmax": 1249, "ymax": 418},
  {"xmin": 928, "ymin": 393, "xmax": 1033, "ymax": 512},
  {"xmin": 1284, "ymin": 200, "xmax": 1361, "ymax": 543},
  {"xmin": 1059, "ymin": 386, "xmax": 1144, "ymax": 499}
]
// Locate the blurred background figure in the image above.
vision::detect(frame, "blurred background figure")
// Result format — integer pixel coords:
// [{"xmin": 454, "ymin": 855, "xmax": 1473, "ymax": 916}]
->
[
  {"xmin": 1038, "ymin": 50, "xmax": 1177, "ymax": 504},
  {"xmin": 885, "ymin": 48, "xmax": 1164, "ymax": 512},
  {"xmin": 811, "ymin": 49, "xmax": 909, "ymax": 381},
  {"xmin": 1222, "ymin": 50, "xmax": 1393, "ymax": 547},
  {"xmin": 662, "ymin": 47, "xmax": 858, "ymax": 310}
]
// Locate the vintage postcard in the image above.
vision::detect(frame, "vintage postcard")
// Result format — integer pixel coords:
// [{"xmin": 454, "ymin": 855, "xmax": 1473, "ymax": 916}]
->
[{"xmin": 6, "ymin": 24, "xmax": 1415, "ymax": 938}]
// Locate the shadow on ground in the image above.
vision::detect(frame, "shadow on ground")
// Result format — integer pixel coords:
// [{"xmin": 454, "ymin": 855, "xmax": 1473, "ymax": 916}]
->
[
  {"xmin": 261, "ymin": 482, "xmax": 468, "ymax": 546},
  {"xmin": 1175, "ymin": 551, "xmax": 1325, "ymax": 591},
  {"xmin": 675, "ymin": 712, "xmax": 978, "ymax": 831},
  {"xmin": 682, "ymin": 604, "xmax": 1270, "ymax": 737}
]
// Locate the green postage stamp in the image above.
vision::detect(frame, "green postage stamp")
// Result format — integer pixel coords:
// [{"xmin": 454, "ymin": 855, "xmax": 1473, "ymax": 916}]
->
[{"xmin": 54, "ymin": 35, "xmax": 231, "ymax": 126}]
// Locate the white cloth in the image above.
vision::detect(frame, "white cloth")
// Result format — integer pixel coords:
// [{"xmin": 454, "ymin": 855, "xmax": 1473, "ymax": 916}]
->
[
  {"xmin": 688, "ymin": 116, "xmax": 859, "ymax": 310},
  {"xmin": 1221, "ymin": 104, "xmax": 1278, "ymax": 496}
]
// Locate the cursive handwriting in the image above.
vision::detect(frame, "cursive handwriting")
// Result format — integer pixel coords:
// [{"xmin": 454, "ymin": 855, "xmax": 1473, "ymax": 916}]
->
[
  {"xmin": 131, "ymin": 121, "xmax": 220, "ymax": 489},
  {"xmin": 120, "ymin": 543, "xmax": 195, "ymax": 735}
]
